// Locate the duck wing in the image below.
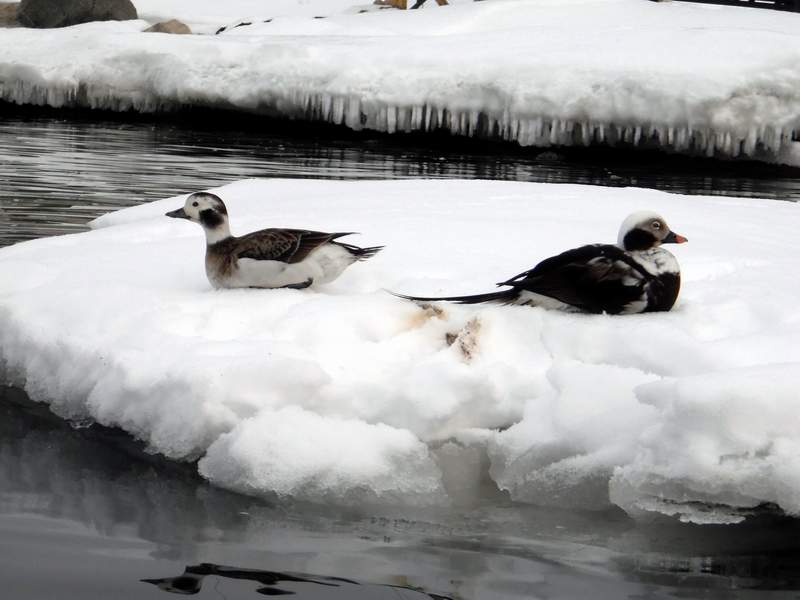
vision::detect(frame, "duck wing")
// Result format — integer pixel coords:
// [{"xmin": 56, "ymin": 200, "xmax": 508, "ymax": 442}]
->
[
  {"xmin": 499, "ymin": 244, "xmax": 650, "ymax": 314},
  {"xmin": 234, "ymin": 229, "xmax": 355, "ymax": 264}
]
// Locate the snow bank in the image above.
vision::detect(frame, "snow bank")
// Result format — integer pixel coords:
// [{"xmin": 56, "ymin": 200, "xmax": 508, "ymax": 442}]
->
[
  {"xmin": 132, "ymin": 1, "xmax": 369, "ymax": 33},
  {"xmin": 610, "ymin": 365, "xmax": 800, "ymax": 523},
  {"xmin": 199, "ymin": 406, "xmax": 447, "ymax": 505},
  {"xmin": 1, "ymin": 178, "xmax": 799, "ymax": 521},
  {"xmin": 1, "ymin": 0, "xmax": 799, "ymax": 163}
]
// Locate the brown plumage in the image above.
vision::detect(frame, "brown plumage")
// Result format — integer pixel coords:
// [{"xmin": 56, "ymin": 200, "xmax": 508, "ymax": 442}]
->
[
  {"xmin": 231, "ymin": 229, "xmax": 358, "ymax": 264},
  {"xmin": 166, "ymin": 192, "xmax": 383, "ymax": 289}
]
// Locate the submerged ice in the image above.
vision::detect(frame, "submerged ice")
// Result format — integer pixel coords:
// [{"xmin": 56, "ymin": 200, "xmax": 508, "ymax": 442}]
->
[
  {"xmin": 0, "ymin": 178, "xmax": 799, "ymax": 523},
  {"xmin": 1, "ymin": 0, "xmax": 799, "ymax": 163}
]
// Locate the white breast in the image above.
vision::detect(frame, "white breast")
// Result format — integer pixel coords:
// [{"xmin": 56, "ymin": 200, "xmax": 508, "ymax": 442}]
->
[
  {"xmin": 306, "ymin": 243, "xmax": 356, "ymax": 284},
  {"xmin": 629, "ymin": 247, "xmax": 680, "ymax": 276},
  {"xmin": 515, "ymin": 290, "xmax": 578, "ymax": 311},
  {"xmin": 210, "ymin": 243, "xmax": 356, "ymax": 289}
]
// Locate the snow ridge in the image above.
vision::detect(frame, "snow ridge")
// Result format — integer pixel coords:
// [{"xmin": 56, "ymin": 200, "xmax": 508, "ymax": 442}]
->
[
  {"xmin": 2, "ymin": 178, "xmax": 800, "ymax": 523},
  {"xmin": 2, "ymin": 72, "xmax": 797, "ymax": 161},
  {"xmin": 2, "ymin": 0, "xmax": 800, "ymax": 162}
]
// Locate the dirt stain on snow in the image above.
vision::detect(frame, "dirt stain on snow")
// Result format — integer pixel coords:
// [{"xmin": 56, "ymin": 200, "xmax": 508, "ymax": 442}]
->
[
  {"xmin": 447, "ymin": 317, "xmax": 482, "ymax": 362},
  {"xmin": 407, "ymin": 303, "xmax": 447, "ymax": 329}
]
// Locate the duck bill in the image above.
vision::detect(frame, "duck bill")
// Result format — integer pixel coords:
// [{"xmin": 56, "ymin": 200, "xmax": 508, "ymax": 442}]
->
[
  {"xmin": 166, "ymin": 208, "xmax": 190, "ymax": 220},
  {"xmin": 663, "ymin": 231, "xmax": 688, "ymax": 244}
]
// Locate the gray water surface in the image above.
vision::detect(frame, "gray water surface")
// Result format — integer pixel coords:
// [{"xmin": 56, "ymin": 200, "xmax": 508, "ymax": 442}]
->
[
  {"xmin": 3, "ymin": 388, "xmax": 800, "ymax": 600},
  {"xmin": 2, "ymin": 111, "xmax": 800, "ymax": 246}
]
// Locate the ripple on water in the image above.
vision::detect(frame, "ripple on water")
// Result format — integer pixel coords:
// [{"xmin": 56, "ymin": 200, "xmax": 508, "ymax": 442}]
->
[{"xmin": 1, "ymin": 113, "xmax": 800, "ymax": 247}]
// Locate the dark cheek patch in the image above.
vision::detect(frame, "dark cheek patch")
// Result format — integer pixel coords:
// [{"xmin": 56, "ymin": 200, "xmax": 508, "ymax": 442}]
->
[
  {"xmin": 623, "ymin": 229, "xmax": 658, "ymax": 251},
  {"xmin": 199, "ymin": 209, "xmax": 225, "ymax": 228}
]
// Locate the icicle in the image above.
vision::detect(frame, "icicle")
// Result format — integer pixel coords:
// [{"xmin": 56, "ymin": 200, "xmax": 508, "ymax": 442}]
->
[
  {"xmin": 511, "ymin": 118, "xmax": 521, "ymax": 143},
  {"xmin": 424, "ymin": 104, "xmax": 433, "ymax": 130},
  {"xmin": 385, "ymin": 105, "xmax": 395, "ymax": 131},
  {"xmin": 397, "ymin": 106, "xmax": 409, "ymax": 132},
  {"xmin": 579, "ymin": 121, "xmax": 588, "ymax": 146},
  {"xmin": 411, "ymin": 104, "xmax": 422, "ymax": 130},
  {"xmin": 2, "ymin": 74, "xmax": 793, "ymax": 164},
  {"xmin": 345, "ymin": 97, "xmax": 361, "ymax": 129},
  {"xmin": 469, "ymin": 110, "xmax": 479, "ymax": 136},
  {"xmin": 547, "ymin": 119, "xmax": 556, "ymax": 144},
  {"xmin": 499, "ymin": 109, "xmax": 510, "ymax": 138},
  {"xmin": 518, "ymin": 119, "xmax": 530, "ymax": 146},
  {"xmin": 331, "ymin": 96, "xmax": 344, "ymax": 124},
  {"xmin": 742, "ymin": 127, "xmax": 759, "ymax": 156}
]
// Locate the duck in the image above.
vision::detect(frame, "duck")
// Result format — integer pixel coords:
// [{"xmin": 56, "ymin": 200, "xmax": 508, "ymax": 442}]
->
[
  {"xmin": 166, "ymin": 192, "xmax": 383, "ymax": 289},
  {"xmin": 393, "ymin": 211, "xmax": 687, "ymax": 314}
]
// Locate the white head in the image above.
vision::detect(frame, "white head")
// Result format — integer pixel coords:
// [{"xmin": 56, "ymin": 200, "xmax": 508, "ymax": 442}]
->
[
  {"xmin": 166, "ymin": 192, "xmax": 231, "ymax": 244},
  {"xmin": 617, "ymin": 211, "xmax": 687, "ymax": 251}
]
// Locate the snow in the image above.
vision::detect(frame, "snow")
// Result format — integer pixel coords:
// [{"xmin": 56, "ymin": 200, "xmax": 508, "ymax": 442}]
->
[
  {"xmin": 134, "ymin": 1, "xmax": 368, "ymax": 31},
  {"xmin": 200, "ymin": 406, "xmax": 448, "ymax": 505},
  {"xmin": 1, "ymin": 0, "xmax": 799, "ymax": 163},
  {"xmin": 0, "ymin": 177, "xmax": 798, "ymax": 523}
]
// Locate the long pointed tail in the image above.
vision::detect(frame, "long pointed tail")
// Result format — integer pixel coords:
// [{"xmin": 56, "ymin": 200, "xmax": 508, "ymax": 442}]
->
[
  {"xmin": 335, "ymin": 242, "xmax": 384, "ymax": 261},
  {"xmin": 390, "ymin": 287, "xmax": 520, "ymax": 305}
]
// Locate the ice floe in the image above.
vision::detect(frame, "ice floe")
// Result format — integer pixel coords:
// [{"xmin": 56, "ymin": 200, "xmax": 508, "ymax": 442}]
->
[
  {"xmin": 0, "ymin": 178, "xmax": 798, "ymax": 522},
  {"xmin": 0, "ymin": 0, "xmax": 799, "ymax": 163}
]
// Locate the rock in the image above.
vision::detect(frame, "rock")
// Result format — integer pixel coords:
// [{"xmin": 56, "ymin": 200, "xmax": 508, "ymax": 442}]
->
[
  {"xmin": 0, "ymin": 2, "xmax": 19, "ymax": 27},
  {"xmin": 144, "ymin": 19, "xmax": 191, "ymax": 35},
  {"xmin": 17, "ymin": 0, "xmax": 137, "ymax": 28}
]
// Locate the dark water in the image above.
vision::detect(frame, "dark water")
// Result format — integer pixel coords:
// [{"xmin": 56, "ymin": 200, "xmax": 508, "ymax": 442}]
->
[
  {"xmin": 2, "ymin": 110, "xmax": 800, "ymax": 246},
  {"xmin": 3, "ymin": 386, "xmax": 800, "ymax": 600},
  {"xmin": 3, "ymin": 111, "xmax": 800, "ymax": 598}
]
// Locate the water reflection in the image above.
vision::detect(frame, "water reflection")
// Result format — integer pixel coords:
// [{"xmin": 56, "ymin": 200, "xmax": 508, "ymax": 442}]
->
[
  {"xmin": 142, "ymin": 563, "xmax": 451, "ymax": 598},
  {"xmin": 3, "ymin": 385, "xmax": 800, "ymax": 599},
  {"xmin": 2, "ymin": 110, "xmax": 800, "ymax": 246}
]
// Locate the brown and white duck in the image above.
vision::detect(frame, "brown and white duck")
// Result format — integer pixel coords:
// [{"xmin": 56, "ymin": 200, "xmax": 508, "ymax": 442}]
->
[{"xmin": 166, "ymin": 192, "xmax": 383, "ymax": 290}]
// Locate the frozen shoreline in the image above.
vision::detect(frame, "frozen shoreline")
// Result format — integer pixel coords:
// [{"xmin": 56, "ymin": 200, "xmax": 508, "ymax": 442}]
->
[
  {"xmin": 1, "ymin": 0, "xmax": 799, "ymax": 163},
  {"xmin": 1, "ymin": 178, "xmax": 799, "ymax": 522}
]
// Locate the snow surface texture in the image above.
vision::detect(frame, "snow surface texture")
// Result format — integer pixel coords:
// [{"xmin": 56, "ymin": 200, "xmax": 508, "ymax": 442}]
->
[
  {"xmin": 1, "ymin": 0, "xmax": 799, "ymax": 164},
  {"xmin": 1, "ymin": 178, "xmax": 799, "ymax": 523},
  {"xmin": 133, "ymin": 0, "xmax": 386, "ymax": 34}
]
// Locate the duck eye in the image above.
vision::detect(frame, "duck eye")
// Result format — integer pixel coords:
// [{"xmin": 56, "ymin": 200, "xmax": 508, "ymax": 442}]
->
[
  {"xmin": 652, "ymin": 220, "xmax": 662, "ymax": 230},
  {"xmin": 192, "ymin": 202, "xmax": 199, "ymax": 207}
]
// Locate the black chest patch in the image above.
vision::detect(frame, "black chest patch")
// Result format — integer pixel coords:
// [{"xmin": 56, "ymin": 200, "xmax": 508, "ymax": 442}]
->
[
  {"xmin": 200, "ymin": 208, "xmax": 225, "ymax": 229},
  {"xmin": 623, "ymin": 229, "xmax": 658, "ymax": 251}
]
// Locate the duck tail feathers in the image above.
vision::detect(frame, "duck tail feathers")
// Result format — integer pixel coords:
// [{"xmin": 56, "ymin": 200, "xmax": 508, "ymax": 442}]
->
[
  {"xmin": 337, "ymin": 243, "xmax": 383, "ymax": 261},
  {"xmin": 390, "ymin": 288, "xmax": 519, "ymax": 305}
]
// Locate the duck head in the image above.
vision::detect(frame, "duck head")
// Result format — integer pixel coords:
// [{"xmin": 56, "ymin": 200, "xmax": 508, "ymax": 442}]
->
[
  {"xmin": 617, "ymin": 211, "xmax": 687, "ymax": 251},
  {"xmin": 166, "ymin": 192, "xmax": 231, "ymax": 244}
]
